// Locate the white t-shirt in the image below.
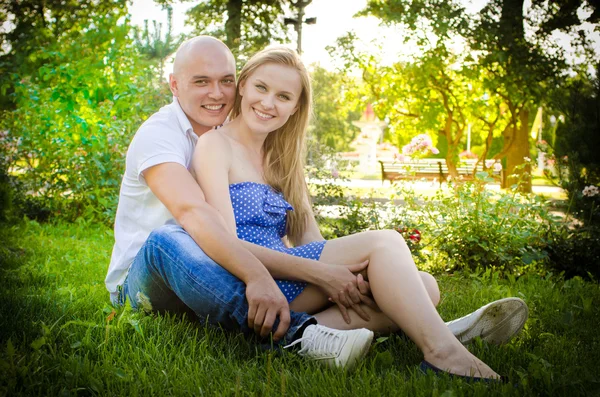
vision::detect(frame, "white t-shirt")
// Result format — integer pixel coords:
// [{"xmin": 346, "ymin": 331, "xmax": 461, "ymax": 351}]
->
[{"xmin": 105, "ymin": 97, "xmax": 198, "ymax": 302}]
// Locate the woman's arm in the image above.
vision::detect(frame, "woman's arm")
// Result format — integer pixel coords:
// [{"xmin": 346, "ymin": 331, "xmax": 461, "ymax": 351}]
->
[
  {"xmin": 297, "ymin": 197, "xmax": 326, "ymax": 246},
  {"xmin": 192, "ymin": 130, "xmax": 237, "ymax": 235}
]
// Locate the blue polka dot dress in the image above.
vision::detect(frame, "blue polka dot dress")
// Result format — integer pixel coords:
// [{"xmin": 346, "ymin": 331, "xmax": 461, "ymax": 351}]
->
[{"xmin": 229, "ymin": 182, "xmax": 326, "ymax": 303}]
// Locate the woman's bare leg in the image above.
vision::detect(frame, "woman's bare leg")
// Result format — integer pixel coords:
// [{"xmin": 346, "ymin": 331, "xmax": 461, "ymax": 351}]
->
[
  {"xmin": 290, "ymin": 270, "xmax": 439, "ymax": 334},
  {"xmin": 294, "ymin": 230, "xmax": 499, "ymax": 379},
  {"xmin": 290, "ymin": 271, "xmax": 440, "ymax": 317}
]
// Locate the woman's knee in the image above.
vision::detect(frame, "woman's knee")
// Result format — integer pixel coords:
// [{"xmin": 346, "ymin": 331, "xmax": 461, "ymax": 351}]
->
[
  {"xmin": 371, "ymin": 229, "xmax": 407, "ymax": 251},
  {"xmin": 419, "ymin": 271, "xmax": 440, "ymax": 306}
]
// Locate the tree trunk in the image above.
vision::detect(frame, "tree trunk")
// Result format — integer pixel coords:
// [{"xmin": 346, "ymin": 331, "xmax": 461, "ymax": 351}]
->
[
  {"xmin": 225, "ymin": 0, "xmax": 243, "ymax": 52},
  {"xmin": 505, "ymin": 108, "xmax": 532, "ymax": 192},
  {"xmin": 498, "ymin": 0, "xmax": 532, "ymax": 192},
  {"xmin": 441, "ymin": 113, "xmax": 460, "ymax": 178},
  {"xmin": 499, "ymin": 0, "xmax": 525, "ymax": 48}
]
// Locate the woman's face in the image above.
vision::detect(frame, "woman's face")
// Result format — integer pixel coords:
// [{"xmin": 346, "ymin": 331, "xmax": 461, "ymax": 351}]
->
[{"xmin": 239, "ymin": 63, "xmax": 302, "ymax": 136}]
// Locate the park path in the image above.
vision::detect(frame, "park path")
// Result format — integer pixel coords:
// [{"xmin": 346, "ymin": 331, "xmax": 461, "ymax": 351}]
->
[{"xmin": 310, "ymin": 178, "xmax": 563, "ymax": 195}]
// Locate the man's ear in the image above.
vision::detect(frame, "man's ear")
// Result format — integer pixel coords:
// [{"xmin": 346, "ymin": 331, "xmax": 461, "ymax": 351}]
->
[{"xmin": 169, "ymin": 74, "xmax": 178, "ymax": 96}]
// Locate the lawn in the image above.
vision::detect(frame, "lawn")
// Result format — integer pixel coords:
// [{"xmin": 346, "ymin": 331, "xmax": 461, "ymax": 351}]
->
[{"xmin": 1, "ymin": 219, "xmax": 599, "ymax": 396}]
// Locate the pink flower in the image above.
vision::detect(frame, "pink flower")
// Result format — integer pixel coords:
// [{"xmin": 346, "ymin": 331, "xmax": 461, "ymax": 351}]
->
[
  {"xmin": 401, "ymin": 134, "xmax": 438, "ymax": 156},
  {"xmin": 394, "ymin": 153, "xmax": 406, "ymax": 162},
  {"xmin": 582, "ymin": 185, "xmax": 599, "ymax": 197},
  {"xmin": 493, "ymin": 163, "xmax": 503, "ymax": 172},
  {"xmin": 112, "ymin": 116, "xmax": 117, "ymax": 120},
  {"xmin": 331, "ymin": 169, "xmax": 339, "ymax": 178}
]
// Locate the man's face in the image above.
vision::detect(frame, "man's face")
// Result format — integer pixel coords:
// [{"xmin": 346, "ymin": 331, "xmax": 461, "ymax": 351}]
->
[{"xmin": 170, "ymin": 45, "xmax": 236, "ymax": 135}]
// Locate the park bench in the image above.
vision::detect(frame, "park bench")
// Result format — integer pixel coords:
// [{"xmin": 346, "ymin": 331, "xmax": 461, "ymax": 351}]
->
[{"xmin": 378, "ymin": 159, "xmax": 501, "ymax": 185}]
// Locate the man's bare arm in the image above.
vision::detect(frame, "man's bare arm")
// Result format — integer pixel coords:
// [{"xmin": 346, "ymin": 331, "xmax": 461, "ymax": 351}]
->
[
  {"xmin": 145, "ymin": 163, "xmax": 262, "ymax": 282},
  {"xmin": 144, "ymin": 163, "xmax": 290, "ymax": 340}
]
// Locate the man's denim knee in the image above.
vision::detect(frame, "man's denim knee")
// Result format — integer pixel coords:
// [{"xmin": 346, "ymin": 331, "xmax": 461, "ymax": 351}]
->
[
  {"xmin": 123, "ymin": 224, "xmax": 315, "ymax": 344},
  {"xmin": 145, "ymin": 224, "xmax": 186, "ymax": 248}
]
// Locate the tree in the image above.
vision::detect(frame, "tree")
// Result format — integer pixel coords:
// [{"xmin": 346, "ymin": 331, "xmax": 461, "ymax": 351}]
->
[
  {"xmin": 329, "ymin": 32, "xmax": 502, "ymax": 177},
  {"xmin": 551, "ymin": 64, "xmax": 600, "ymax": 225},
  {"xmin": 309, "ymin": 65, "xmax": 363, "ymax": 151},
  {"xmin": 0, "ymin": 0, "xmax": 128, "ymax": 109},
  {"xmin": 184, "ymin": 0, "xmax": 291, "ymax": 64},
  {"xmin": 133, "ymin": 4, "xmax": 184, "ymax": 80},
  {"xmin": 360, "ymin": 0, "xmax": 599, "ymax": 190},
  {"xmin": 0, "ymin": 2, "xmax": 169, "ymax": 223}
]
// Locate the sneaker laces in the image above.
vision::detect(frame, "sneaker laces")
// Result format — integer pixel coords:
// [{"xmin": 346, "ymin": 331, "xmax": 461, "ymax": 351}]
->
[{"xmin": 284, "ymin": 326, "xmax": 346, "ymax": 359}]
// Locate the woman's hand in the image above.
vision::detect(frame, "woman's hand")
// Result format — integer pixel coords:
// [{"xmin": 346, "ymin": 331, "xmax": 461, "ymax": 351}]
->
[{"xmin": 316, "ymin": 260, "xmax": 378, "ymax": 324}]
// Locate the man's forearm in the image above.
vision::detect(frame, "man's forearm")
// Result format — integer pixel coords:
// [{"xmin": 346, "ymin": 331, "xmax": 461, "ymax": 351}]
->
[
  {"xmin": 178, "ymin": 204, "xmax": 270, "ymax": 284},
  {"xmin": 241, "ymin": 241, "xmax": 325, "ymax": 284}
]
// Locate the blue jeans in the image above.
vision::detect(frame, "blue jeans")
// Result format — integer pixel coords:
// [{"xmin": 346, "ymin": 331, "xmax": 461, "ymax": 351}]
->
[{"xmin": 119, "ymin": 224, "xmax": 315, "ymax": 344}]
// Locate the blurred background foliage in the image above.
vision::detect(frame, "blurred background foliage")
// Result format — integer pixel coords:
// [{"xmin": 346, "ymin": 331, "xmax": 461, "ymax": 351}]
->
[{"xmin": 0, "ymin": 0, "xmax": 599, "ymax": 278}]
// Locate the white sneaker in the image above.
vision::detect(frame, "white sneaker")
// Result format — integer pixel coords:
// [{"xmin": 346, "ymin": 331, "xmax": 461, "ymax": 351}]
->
[
  {"xmin": 285, "ymin": 324, "xmax": 374, "ymax": 369},
  {"xmin": 446, "ymin": 297, "xmax": 529, "ymax": 345}
]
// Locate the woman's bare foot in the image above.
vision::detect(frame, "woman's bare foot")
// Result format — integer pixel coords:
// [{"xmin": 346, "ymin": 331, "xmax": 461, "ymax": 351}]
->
[{"xmin": 423, "ymin": 340, "xmax": 501, "ymax": 379}]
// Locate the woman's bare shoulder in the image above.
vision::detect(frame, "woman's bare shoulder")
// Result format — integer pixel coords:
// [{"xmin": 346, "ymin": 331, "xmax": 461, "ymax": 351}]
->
[{"xmin": 196, "ymin": 128, "xmax": 232, "ymax": 155}]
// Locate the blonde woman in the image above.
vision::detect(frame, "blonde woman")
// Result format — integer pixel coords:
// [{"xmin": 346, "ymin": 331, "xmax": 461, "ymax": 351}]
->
[{"xmin": 193, "ymin": 46, "xmax": 516, "ymax": 380}]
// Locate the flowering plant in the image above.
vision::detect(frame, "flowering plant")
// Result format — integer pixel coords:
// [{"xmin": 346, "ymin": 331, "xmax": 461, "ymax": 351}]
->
[
  {"xmin": 401, "ymin": 134, "xmax": 439, "ymax": 157},
  {"xmin": 459, "ymin": 150, "xmax": 478, "ymax": 159},
  {"xmin": 396, "ymin": 227, "xmax": 422, "ymax": 249},
  {"xmin": 581, "ymin": 185, "xmax": 599, "ymax": 225},
  {"xmin": 536, "ymin": 140, "xmax": 549, "ymax": 152},
  {"xmin": 582, "ymin": 185, "xmax": 599, "ymax": 197}
]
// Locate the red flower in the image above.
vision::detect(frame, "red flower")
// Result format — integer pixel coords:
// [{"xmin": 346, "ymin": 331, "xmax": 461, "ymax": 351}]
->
[
  {"xmin": 396, "ymin": 227, "xmax": 421, "ymax": 243},
  {"xmin": 408, "ymin": 229, "xmax": 421, "ymax": 243}
]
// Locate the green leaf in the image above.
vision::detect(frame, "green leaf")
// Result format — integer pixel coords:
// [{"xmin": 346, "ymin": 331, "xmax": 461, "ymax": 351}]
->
[
  {"xmin": 114, "ymin": 368, "xmax": 128, "ymax": 379},
  {"xmin": 6, "ymin": 339, "xmax": 15, "ymax": 358},
  {"xmin": 30, "ymin": 337, "xmax": 46, "ymax": 350}
]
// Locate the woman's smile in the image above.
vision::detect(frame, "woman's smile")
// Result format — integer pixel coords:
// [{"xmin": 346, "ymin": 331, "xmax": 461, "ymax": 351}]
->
[{"xmin": 252, "ymin": 107, "xmax": 275, "ymax": 120}]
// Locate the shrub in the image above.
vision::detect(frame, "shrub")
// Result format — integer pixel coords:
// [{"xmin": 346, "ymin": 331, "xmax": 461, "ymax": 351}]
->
[
  {"xmin": 546, "ymin": 225, "xmax": 600, "ymax": 279},
  {"xmin": 551, "ymin": 66, "xmax": 600, "ymax": 227},
  {"xmin": 4, "ymin": 14, "xmax": 169, "ymax": 225},
  {"xmin": 383, "ymin": 173, "xmax": 558, "ymax": 273}
]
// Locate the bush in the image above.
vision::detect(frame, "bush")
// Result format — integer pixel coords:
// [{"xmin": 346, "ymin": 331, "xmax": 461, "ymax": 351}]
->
[
  {"xmin": 3, "ymin": 14, "xmax": 170, "ymax": 225},
  {"xmin": 551, "ymin": 66, "xmax": 600, "ymax": 227},
  {"xmin": 311, "ymin": 169, "xmax": 558, "ymax": 274},
  {"xmin": 546, "ymin": 225, "xmax": 600, "ymax": 279},
  {"xmin": 389, "ymin": 174, "xmax": 556, "ymax": 273}
]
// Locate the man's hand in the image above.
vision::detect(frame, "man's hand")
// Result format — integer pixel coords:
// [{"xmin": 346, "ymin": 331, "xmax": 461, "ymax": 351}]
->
[
  {"xmin": 245, "ymin": 275, "xmax": 291, "ymax": 342},
  {"xmin": 317, "ymin": 261, "xmax": 377, "ymax": 324}
]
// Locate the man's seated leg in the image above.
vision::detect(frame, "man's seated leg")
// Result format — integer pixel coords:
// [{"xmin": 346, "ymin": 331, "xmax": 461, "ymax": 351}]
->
[{"xmin": 121, "ymin": 224, "xmax": 315, "ymax": 343}]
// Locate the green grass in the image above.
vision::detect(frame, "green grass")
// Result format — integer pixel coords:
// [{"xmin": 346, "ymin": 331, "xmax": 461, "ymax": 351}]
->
[{"xmin": 1, "ymin": 220, "xmax": 599, "ymax": 396}]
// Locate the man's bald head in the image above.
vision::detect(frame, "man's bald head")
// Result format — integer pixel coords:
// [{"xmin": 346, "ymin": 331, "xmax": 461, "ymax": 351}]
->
[
  {"xmin": 172, "ymin": 36, "xmax": 235, "ymax": 77},
  {"xmin": 169, "ymin": 36, "xmax": 237, "ymax": 136}
]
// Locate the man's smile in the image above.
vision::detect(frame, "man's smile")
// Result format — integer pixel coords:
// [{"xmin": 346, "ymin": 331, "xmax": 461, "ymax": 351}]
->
[{"xmin": 202, "ymin": 104, "xmax": 225, "ymax": 112}]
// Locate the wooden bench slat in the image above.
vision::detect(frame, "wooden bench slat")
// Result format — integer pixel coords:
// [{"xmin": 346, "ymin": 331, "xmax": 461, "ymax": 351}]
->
[{"xmin": 378, "ymin": 159, "xmax": 500, "ymax": 185}]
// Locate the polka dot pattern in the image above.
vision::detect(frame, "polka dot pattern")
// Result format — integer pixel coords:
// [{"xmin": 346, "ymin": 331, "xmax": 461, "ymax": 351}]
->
[{"xmin": 230, "ymin": 182, "xmax": 326, "ymax": 303}]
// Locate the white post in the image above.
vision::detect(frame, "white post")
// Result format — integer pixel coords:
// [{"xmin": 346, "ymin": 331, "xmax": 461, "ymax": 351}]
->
[
  {"xmin": 467, "ymin": 123, "xmax": 472, "ymax": 152},
  {"xmin": 537, "ymin": 108, "xmax": 544, "ymax": 171}
]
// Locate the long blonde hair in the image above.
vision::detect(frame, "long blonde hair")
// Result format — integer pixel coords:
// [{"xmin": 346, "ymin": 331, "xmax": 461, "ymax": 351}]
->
[{"xmin": 230, "ymin": 47, "xmax": 312, "ymax": 246}]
